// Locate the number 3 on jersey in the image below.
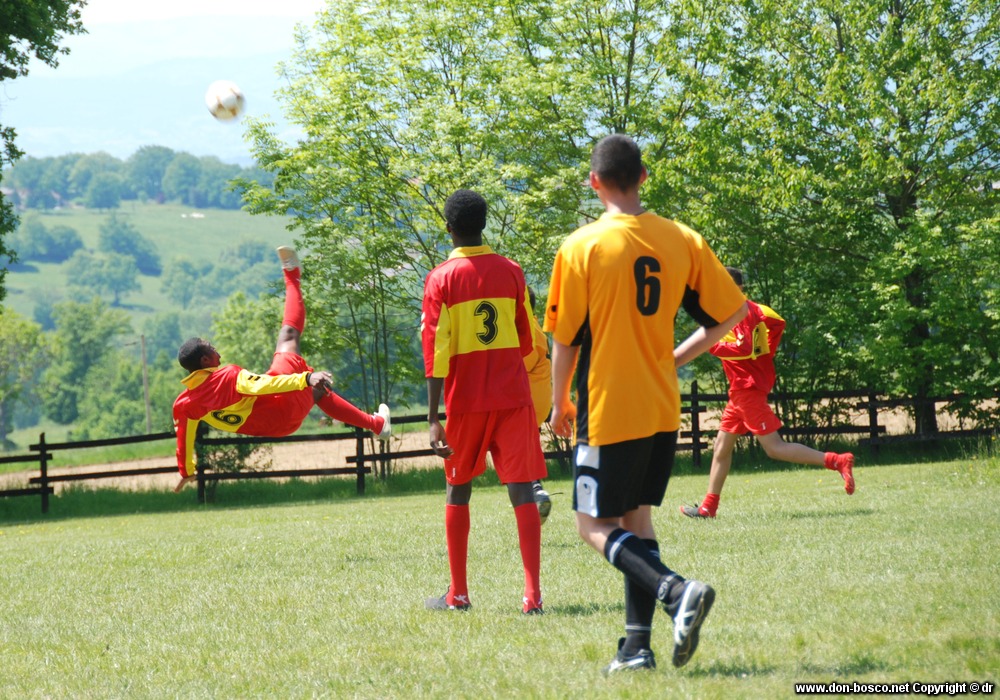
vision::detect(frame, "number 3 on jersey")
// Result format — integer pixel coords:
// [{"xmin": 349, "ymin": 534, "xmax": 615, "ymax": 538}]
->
[
  {"xmin": 474, "ymin": 301, "xmax": 499, "ymax": 344},
  {"xmin": 634, "ymin": 256, "xmax": 661, "ymax": 316}
]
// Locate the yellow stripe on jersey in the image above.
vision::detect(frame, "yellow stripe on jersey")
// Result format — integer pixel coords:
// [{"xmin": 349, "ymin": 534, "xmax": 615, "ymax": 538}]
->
[
  {"xmin": 432, "ymin": 297, "xmax": 521, "ymax": 378},
  {"xmin": 201, "ymin": 395, "xmax": 257, "ymax": 431}
]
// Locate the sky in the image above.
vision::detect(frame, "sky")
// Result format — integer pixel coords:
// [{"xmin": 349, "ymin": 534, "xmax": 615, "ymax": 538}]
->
[{"xmin": 1, "ymin": 0, "xmax": 327, "ymax": 164}]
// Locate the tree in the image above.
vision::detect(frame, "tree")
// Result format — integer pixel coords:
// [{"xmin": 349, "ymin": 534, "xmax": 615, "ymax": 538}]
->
[
  {"xmin": 65, "ymin": 250, "xmax": 141, "ymax": 306},
  {"xmin": 1, "ymin": 0, "xmax": 87, "ymax": 304},
  {"xmin": 97, "ymin": 213, "xmax": 162, "ymax": 275},
  {"xmin": 84, "ymin": 171, "xmax": 123, "ymax": 210},
  {"xmin": 162, "ymin": 153, "xmax": 203, "ymax": 205},
  {"xmin": 126, "ymin": 145, "xmax": 175, "ymax": 202},
  {"xmin": 243, "ymin": 0, "xmax": 999, "ymax": 434},
  {"xmin": 0, "ymin": 310, "xmax": 49, "ymax": 447},
  {"xmin": 39, "ymin": 298, "xmax": 131, "ymax": 425},
  {"xmin": 670, "ymin": 0, "xmax": 1000, "ymax": 434}
]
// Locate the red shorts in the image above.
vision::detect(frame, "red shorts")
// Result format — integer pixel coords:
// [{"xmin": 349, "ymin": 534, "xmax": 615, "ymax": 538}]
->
[
  {"xmin": 719, "ymin": 388, "xmax": 783, "ymax": 436},
  {"xmin": 240, "ymin": 352, "xmax": 315, "ymax": 437},
  {"xmin": 442, "ymin": 405, "xmax": 548, "ymax": 486}
]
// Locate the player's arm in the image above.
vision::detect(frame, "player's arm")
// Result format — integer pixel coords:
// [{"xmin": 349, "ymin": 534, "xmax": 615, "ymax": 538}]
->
[
  {"xmin": 234, "ymin": 369, "xmax": 311, "ymax": 395},
  {"xmin": 675, "ymin": 302, "xmax": 748, "ymax": 369},
  {"xmin": 426, "ymin": 377, "xmax": 452, "ymax": 457},
  {"xmin": 550, "ymin": 339, "xmax": 579, "ymax": 438}
]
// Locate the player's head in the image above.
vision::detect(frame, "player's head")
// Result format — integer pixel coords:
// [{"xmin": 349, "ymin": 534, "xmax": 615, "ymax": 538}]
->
[
  {"xmin": 590, "ymin": 134, "xmax": 645, "ymax": 192},
  {"xmin": 444, "ymin": 189, "xmax": 488, "ymax": 242},
  {"xmin": 725, "ymin": 266, "xmax": 744, "ymax": 289},
  {"xmin": 177, "ymin": 337, "xmax": 219, "ymax": 373},
  {"xmin": 528, "ymin": 285, "xmax": 538, "ymax": 312}
]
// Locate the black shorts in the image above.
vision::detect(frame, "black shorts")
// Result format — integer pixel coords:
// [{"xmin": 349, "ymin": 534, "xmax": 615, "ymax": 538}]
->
[{"xmin": 572, "ymin": 432, "xmax": 678, "ymax": 518}]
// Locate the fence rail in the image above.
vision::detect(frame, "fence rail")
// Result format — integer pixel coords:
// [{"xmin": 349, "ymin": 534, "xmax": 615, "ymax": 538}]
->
[{"xmin": 2, "ymin": 383, "xmax": 995, "ymax": 513}]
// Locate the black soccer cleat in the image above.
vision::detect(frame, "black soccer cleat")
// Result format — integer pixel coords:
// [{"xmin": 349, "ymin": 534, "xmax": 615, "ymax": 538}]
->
[
  {"xmin": 671, "ymin": 580, "xmax": 715, "ymax": 667},
  {"xmin": 602, "ymin": 637, "xmax": 656, "ymax": 676}
]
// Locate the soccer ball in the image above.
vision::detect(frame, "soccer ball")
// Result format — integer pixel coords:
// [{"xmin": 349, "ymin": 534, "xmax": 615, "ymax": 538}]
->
[{"xmin": 204, "ymin": 80, "xmax": 246, "ymax": 121}]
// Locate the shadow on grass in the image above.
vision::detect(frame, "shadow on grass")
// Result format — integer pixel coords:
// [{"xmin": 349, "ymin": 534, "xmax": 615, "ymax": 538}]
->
[
  {"xmin": 0, "ymin": 469, "xmax": 578, "ymax": 526},
  {"xmin": 802, "ymin": 651, "xmax": 892, "ymax": 676},
  {"xmin": 783, "ymin": 507, "xmax": 878, "ymax": 520},
  {"xmin": 547, "ymin": 601, "xmax": 624, "ymax": 617},
  {"xmin": 686, "ymin": 659, "xmax": 778, "ymax": 678}
]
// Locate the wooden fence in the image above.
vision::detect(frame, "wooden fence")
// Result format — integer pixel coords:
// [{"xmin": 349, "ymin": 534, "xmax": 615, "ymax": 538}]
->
[{"xmin": 2, "ymin": 383, "xmax": 995, "ymax": 514}]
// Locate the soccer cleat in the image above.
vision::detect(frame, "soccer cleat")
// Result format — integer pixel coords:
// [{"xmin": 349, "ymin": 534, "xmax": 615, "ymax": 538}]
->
[
  {"xmin": 680, "ymin": 503, "xmax": 715, "ymax": 518},
  {"xmin": 602, "ymin": 637, "xmax": 656, "ymax": 676},
  {"xmin": 425, "ymin": 589, "xmax": 471, "ymax": 611},
  {"xmin": 276, "ymin": 246, "xmax": 301, "ymax": 271},
  {"xmin": 836, "ymin": 452, "xmax": 855, "ymax": 495},
  {"xmin": 373, "ymin": 403, "xmax": 391, "ymax": 441},
  {"xmin": 533, "ymin": 483, "xmax": 552, "ymax": 524},
  {"xmin": 522, "ymin": 597, "xmax": 544, "ymax": 615},
  {"xmin": 671, "ymin": 580, "xmax": 715, "ymax": 668}
]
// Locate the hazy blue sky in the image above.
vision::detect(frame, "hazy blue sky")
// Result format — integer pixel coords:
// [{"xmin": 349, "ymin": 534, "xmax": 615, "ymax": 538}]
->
[{"xmin": 2, "ymin": 0, "xmax": 326, "ymax": 164}]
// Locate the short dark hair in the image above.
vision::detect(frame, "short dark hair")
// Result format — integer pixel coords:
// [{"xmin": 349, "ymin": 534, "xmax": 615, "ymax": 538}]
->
[
  {"xmin": 591, "ymin": 134, "xmax": 644, "ymax": 192},
  {"xmin": 178, "ymin": 337, "xmax": 211, "ymax": 373},
  {"xmin": 444, "ymin": 189, "xmax": 488, "ymax": 238},
  {"xmin": 527, "ymin": 286, "xmax": 538, "ymax": 312},
  {"xmin": 725, "ymin": 266, "xmax": 744, "ymax": 287}
]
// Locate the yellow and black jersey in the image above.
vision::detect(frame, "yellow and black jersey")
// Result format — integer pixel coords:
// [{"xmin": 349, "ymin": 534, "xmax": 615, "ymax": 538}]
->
[{"xmin": 544, "ymin": 211, "xmax": 745, "ymax": 445}]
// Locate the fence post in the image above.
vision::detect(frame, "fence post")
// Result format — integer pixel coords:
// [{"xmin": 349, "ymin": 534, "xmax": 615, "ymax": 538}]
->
[
  {"xmin": 867, "ymin": 389, "xmax": 880, "ymax": 458},
  {"xmin": 38, "ymin": 432, "xmax": 49, "ymax": 514},
  {"xmin": 197, "ymin": 460, "xmax": 206, "ymax": 504},
  {"xmin": 690, "ymin": 380, "xmax": 702, "ymax": 469},
  {"xmin": 355, "ymin": 427, "xmax": 366, "ymax": 495}
]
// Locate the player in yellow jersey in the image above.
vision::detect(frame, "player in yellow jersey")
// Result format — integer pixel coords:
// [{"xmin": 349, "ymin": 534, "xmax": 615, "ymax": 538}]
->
[{"xmin": 545, "ymin": 134, "xmax": 747, "ymax": 673}]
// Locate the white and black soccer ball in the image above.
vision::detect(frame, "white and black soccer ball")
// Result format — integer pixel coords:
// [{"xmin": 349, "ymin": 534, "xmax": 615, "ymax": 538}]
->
[{"xmin": 204, "ymin": 80, "xmax": 246, "ymax": 122}]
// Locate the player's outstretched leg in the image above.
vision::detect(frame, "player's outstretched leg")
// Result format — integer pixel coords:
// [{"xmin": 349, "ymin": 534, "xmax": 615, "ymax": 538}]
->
[
  {"xmin": 824, "ymin": 452, "xmax": 855, "ymax": 494},
  {"xmin": 315, "ymin": 392, "xmax": 391, "ymax": 440}
]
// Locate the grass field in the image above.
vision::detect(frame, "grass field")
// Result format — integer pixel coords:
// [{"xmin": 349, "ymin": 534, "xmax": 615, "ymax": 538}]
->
[
  {"xmin": 1, "ymin": 457, "xmax": 997, "ymax": 699},
  {"xmin": 4, "ymin": 202, "xmax": 293, "ymax": 325}
]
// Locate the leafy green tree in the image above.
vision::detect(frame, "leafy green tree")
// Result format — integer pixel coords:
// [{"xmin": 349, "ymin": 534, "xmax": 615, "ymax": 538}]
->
[
  {"xmin": 39, "ymin": 298, "xmax": 131, "ymax": 424},
  {"xmin": 669, "ymin": 0, "xmax": 1000, "ymax": 434},
  {"xmin": 65, "ymin": 250, "xmax": 141, "ymax": 306},
  {"xmin": 68, "ymin": 152, "xmax": 123, "ymax": 200},
  {"xmin": 126, "ymin": 145, "xmax": 175, "ymax": 202},
  {"xmin": 1, "ymin": 0, "xmax": 87, "ymax": 303},
  {"xmin": 0, "ymin": 309, "xmax": 49, "ymax": 446},
  {"xmin": 97, "ymin": 213, "xmax": 162, "ymax": 275},
  {"xmin": 162, "ymin": 153, "xmax": 202, "ymax": 205},
  {"xmin": 84, "ymin": 171, "xmax": 123, "ymax": 210},
  {"xmin": 160, "ymin": 257, "xmax": 214, "ymax": 308}
]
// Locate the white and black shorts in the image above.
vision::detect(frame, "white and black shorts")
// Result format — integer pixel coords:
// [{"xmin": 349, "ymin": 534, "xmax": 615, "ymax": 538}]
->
[{"xmin": 572, "ymin": 431, "xmax": 678, "ymax": 519}]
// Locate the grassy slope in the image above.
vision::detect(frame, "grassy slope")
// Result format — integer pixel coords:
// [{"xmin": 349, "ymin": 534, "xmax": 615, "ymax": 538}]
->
[
  {"xmin": 0, "ymin": 459, "xmax": 997, "ymax": 699},
  {"xmin": 4, "ymin": 202, "xmax": 293, "ymax": 324}
]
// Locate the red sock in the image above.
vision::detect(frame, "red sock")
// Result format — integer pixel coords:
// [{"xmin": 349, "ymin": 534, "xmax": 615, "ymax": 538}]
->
[
  {"xmin": 446, "ymin": 504, "xmax": 470, "ymax": 605},
  {"xmin": 823, "ymin": 452, "xmax": 838, "ymax": 470},
  {"xmin": 513, "ymin": 502, "xmax": 542, "ymax": 608},
  {"xmin": 701, "ymin": 493, "xmax": 720, "ymax": 516},
  {"xmin": 282, "ymin": 268, "xmax": 305, "ymax": 332},
  {"xmin": 316, "ymin": 390, "xmax": 379, "ymax": 432}
]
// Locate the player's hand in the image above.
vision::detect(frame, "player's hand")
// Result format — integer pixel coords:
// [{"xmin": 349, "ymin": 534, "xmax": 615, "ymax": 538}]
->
[
  {"xmin": 308, "ymin": 371, "xmax": 333, "ymax": 390},
  {"xmin": 428, "ymin": 421, "xmax": 453, "ymax": 458},
  {"xmin": 173, "ymin": 475, "xmax": 196, "ymax": 493},
  {"xmin": 550, "ymin": 398, "xmax": 576, "ymax": 438}
]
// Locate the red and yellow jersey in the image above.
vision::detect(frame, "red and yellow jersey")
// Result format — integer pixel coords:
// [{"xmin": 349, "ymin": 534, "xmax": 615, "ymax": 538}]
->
[
  {"xmin": 523, "ymin": 310, "xmax": 552, "ymax": 427},
  {"xmin": 544, "ymin": 212, "xmax": 745, "ymax": 446},
  {"xmin": 172, "ymin": 364, "xmax": 311, "ymax": 476},
  {"xmin": 421, "ymin": 245, "xmax": 534, "ymax": 415},
  {"xmin": 710, "ymin": 299, "xmax": 785, "ymax": 393}
]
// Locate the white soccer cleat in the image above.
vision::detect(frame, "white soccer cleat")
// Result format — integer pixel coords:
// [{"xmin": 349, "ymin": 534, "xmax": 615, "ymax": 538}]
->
[
  {"xmin": 374, "ymin": 403, "xmax": 391, "ymax": 441},
  {"xmin": 276, "ymin": 246, "xmax": 300, "ymax": 271}
]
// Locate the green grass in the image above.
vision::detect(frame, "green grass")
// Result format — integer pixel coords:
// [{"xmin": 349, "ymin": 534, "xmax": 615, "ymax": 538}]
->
[
  {"xmin": 1, "ymin": 458, "xmax": 997, "ymax": 698},
  {"xmin": 5, "ymin": 202, "xmax": 293, "ymax": 325}
]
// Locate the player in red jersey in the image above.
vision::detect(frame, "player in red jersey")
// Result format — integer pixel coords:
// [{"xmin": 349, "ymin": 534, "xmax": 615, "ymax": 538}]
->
[
  {"xmin": 421, "ymin": 189, "xmax": 547, "ymax": 615},
  {"xmin": 172, "ymin": 247, "xmax": 391, "ymax": 492},
  {"xmin": 680, "ymin": 267, "xmax": 855, "ymax": 519}
]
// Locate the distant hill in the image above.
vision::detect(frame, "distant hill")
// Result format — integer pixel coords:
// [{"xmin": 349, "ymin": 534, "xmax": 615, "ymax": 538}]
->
[
  {"xmin": 3, "ymin": 202, "xmax": 294, "ymax": 329},
  {"xmin": 1, "ymin": 15, "xmax": 312, "ymax": 164}
]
